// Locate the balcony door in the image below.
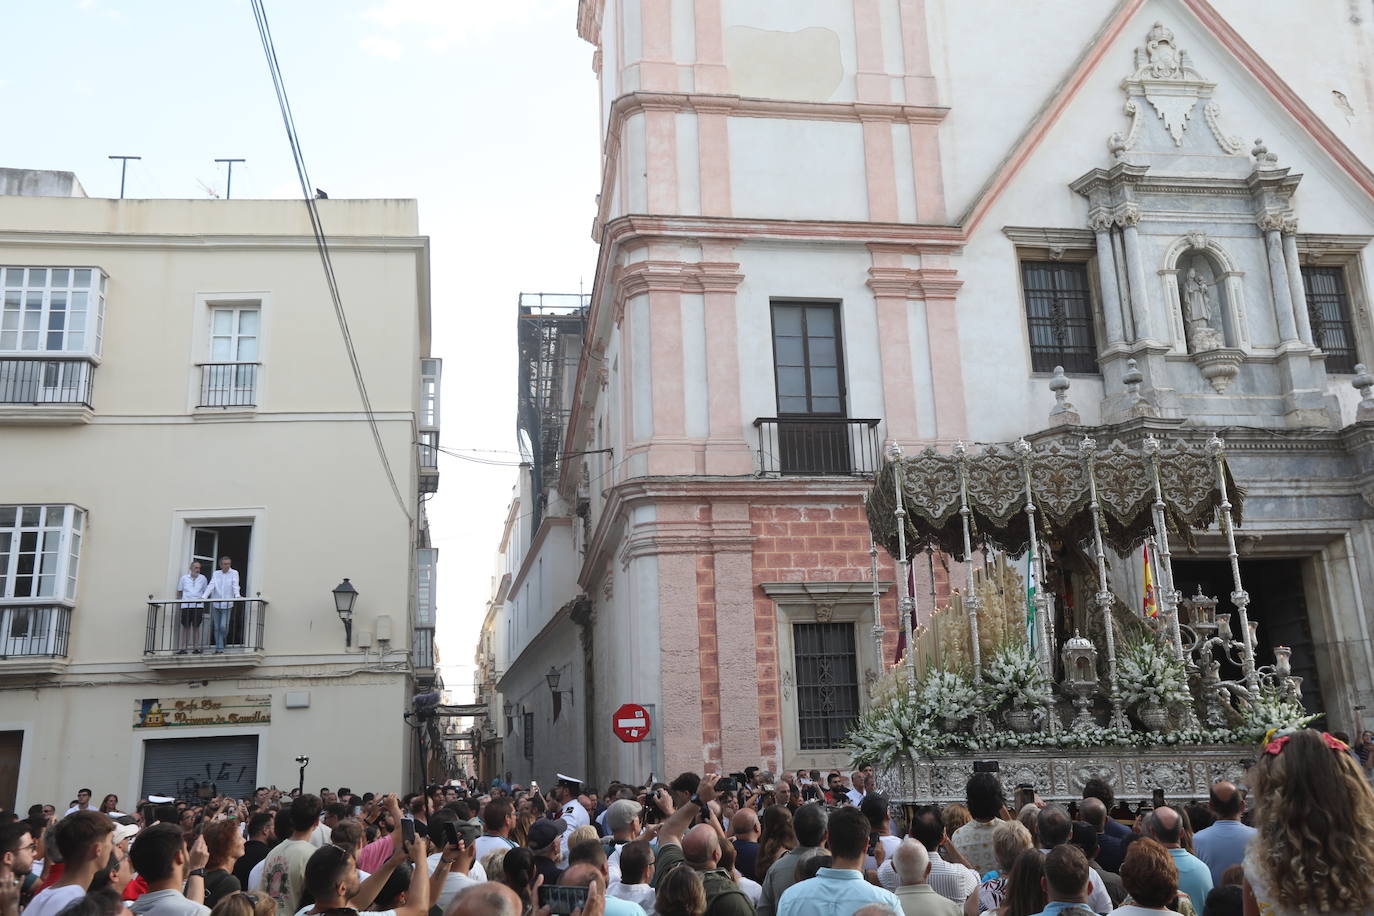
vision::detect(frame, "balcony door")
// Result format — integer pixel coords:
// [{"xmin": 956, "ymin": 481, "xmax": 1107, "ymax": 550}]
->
[
  {"xmin": 770, "ymin": 301, "xmax": 851, "ymax": 474},
  {"xmin": 189, "ymin": 525, "xmax": 252, "ymax": 645}
]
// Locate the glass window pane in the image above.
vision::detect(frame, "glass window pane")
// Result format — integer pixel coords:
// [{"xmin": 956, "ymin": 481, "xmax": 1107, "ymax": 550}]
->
[
  {"xmin": 812, "ymin": 397, "xmax": 842, "ymax": 413},
  {"xmin": 778, "ymin": 396, "xmax": 808, "ymax": 414},
  {"xmin": 22, "ymin": 310, "xmax": 40, "ymax": 330},
  {"xmin": 237, "ymin": 338, "xmax": 258, "ymax": 361},
  {"xmin": 24, "ymin": 292, "xmax": 43, "ymax": 312},
  {"xmin": 776, "ymin": 367, "xmax": 807, "ymax": 398},
  {"xmin": 0, "ymin": 332, "xmax": 14, "ymax": 349},
  {"xmin": 810, "ymin": 368, "xmax": 839, "ymax": 397},
  {"xmin": 50, "ymin": 269, "xmax": 69, "ymax": 287},
  {"xmin": 773, "ymin": 336, "xmax": 804, "ymax": 366},
  {"xmin": 808, "ymin": 336, "xmax": 837, "ymax": 366},
  {"xmin": 3, "ymin": 270, "xmax": 21, "ymax": 289},
  {"xmin": 47, "ymin": 312, "xmax": 65, "ymax": 330},
  {"xmin": 0, "ymin": 507, "xmax": 14, "ymax": 527},
  {"xmin": 805, "ymin": 307, "xmax": 835, "ymax": 337},
  {"xmin": 238, "ymin": 309, "xmax": 260, "ymax": 334},
  {"xmin": 46, "ymin": 331, "xmax": 63, "ymax": 350},
  {"xmin": 211, "ymin": 338, "xmax": 232, "ymax": 361},
  {"xmin": 212, "ymin": 310, "xmax": 233, "ymax": 334},
  {"xmin": 49, "ymin": 292, "xmax": 65, "ymax": 312},
  {"xmin": 772, "ymin": 307, "xmax": 802, "ymax": 336},
  {"xmin": 19, "ymin": 508, "xmax": 38, "ymax": 527},
  {"xmin": 2, "ymin": 312, "xmax": 17, "ymax": 330},
  {"xmin": 75, "ymin": 269, "xmax": 92, "ymax": 287},
  {"xmin": 5, "ymin": 291, "xmax": 18, "ymax": 308},
  {"xmin": 67, "ymin": 331, "xmax": 84, "ymax": 351},
  {"xmin": 27, "ymin": 269, "xmax": 46, "ymax": 287},
  {"xmin": 71, "ymin": 291, "xmax": 87, "ymax": 309}
]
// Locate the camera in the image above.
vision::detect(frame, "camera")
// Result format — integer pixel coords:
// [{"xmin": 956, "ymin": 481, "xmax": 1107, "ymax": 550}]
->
[
  {"xmin": 294, "ymin": 755, "xmax": 309, "ymax": 766},
  {"xmin": 716, "ymin": 777, "xmax": 739, "ymax": 794}
]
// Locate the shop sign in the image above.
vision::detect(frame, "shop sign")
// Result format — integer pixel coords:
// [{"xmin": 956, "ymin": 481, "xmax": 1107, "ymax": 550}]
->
[{"xmin": 134, "ymin": 695, "xmax": 271, "ymax": 729}]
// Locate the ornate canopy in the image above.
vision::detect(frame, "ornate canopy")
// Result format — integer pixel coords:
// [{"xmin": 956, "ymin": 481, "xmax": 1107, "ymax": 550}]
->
[{"xmin": 866, "ymin": 437, "xmax": 1242, "ymax": 560}]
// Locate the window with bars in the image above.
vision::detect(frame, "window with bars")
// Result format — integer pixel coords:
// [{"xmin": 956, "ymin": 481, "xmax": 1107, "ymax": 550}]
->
[
  {"xmin": 523, "ymin": 712, "xmax": 534, "ymax": 759},
  {"xmin": 0, "ymin": 505, "xmax": 85, "ymax": 602},
  {"xmin": 1021, "ymin": 261, "xmax": 1099, "ymax": 374},
  {"xmin": 1, "ymin": 267, "xmax": 107, "ymax": 355},
  {"xmin": 1301, "ymin": 266, "xmax": 1359, "ymax": 374},
  {"xmin": 793, "ymin": 621, "xmax": 860, "ymax": 750}
]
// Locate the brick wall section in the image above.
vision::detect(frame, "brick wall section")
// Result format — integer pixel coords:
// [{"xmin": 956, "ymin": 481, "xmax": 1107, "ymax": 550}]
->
[
  {"xmin": 748, "ymin": 501, "xmax": 952, "ymax": 769},
  {"xmin": 696, "ymin": 551, "xmax": 723, "ymax": 771}
]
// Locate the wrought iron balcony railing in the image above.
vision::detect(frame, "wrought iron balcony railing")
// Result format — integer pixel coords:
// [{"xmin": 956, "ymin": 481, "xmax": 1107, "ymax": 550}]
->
[
  {"xmin": 0, "ymin": 604, "xmax": 71, "ymax": 658},
  {"xmin": 197, "ymin": 362, "xmax": 259, "ymax": 408},
  {"xmin": 0, "ymin": 357, "xmax": 94, "ymax": 406},
  {"xmin": 145, "ymin": 597, "xmax": 266, "ymax": 656},
  {"xmin": 753, "ymin": 416, "xmax": 882, "ymax": 476}
]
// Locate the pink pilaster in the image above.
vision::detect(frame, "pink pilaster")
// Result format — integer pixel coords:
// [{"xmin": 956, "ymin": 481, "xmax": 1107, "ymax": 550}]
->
[
  {"xmin": 644, "ymin": 104, "xmax": 679, "ymax": 214},
  {"xmin": 698, "ymin": 243, "xmax": 751, "ymax": 474},
  {"xmin": 852, "ymin": 0, "xmax": 890, "ymax": 102},
  {"xmin": 860, "ymin": 113, "xmax": 899, "ymax": 223},
  {"xmin": 693, "ymin": 100, "xmax": 733, "ymax": 217},
  {"xmin": 639, "ymin": 0, "xmax": 675, "ymax": 90},
  {"xmin": 897, "ymin": 0, "xmax": 939, "ymax": 105},
  {"xmin": 918, "ymin": 268, "xmax": 968, "ymax": 440},
  {"xmin": 910, "ymin": 122, "xmax": 946, "ymax": 223},
  {"xmin": 867, "ymin": 250, "xmax": 919, "ymax": 441},
  {"xmin": 692, "ymin": 0, "xmax": 729, "ymax": 93}
]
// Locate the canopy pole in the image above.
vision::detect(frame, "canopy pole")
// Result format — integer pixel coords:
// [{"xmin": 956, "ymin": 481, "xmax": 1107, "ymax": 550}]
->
[
  {"xmin": 1081, "ymin": 436, "xmax": 1130, "ymax": 730},
  {"xmin": 1207, "ymin": 435, "xmax": 1257, "ymax": 687},
  {"xmin": 1143, "ymin": 436, "xmax": 1186, "ymax": 662},
  {"xmin": 887, "ymin": 443, "xmax": 918, "ymax": 703},
  {"xmin": 954, "ymin": 442, "xmax": 992, "ymax": 733}
]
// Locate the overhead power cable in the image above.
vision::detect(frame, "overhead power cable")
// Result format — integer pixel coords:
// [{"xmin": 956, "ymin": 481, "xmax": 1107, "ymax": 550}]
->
[{"xmin": 249, "ymin": 0, "xmax": 412, "ymax": 523}]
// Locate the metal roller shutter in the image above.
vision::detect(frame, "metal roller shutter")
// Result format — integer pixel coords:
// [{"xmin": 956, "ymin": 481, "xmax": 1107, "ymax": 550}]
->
[{"xmin": 141, "ymin": 735, "xmax": 259, "ymax": 803}]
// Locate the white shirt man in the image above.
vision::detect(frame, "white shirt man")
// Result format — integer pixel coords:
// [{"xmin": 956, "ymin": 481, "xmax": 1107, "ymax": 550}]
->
[
  {"xmin": 178, "ymin": 568, "xmax": 208, "ymax": 606},
  {"xmin": 208, "ymin": 563, "xmax": 241, "ymax": 608}
]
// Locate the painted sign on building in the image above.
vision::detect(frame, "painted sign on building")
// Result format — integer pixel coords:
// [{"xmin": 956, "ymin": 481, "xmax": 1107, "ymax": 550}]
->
[{"xmin": 134, "ymin": 695, "xmax": 271, "ymax": 729}]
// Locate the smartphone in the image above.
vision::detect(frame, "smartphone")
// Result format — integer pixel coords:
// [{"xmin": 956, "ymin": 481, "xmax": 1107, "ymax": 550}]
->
[
  {"xmin": 973, "ymin": 760, "xmax": 1000, "ymax": 773},
  {"xmin": 538, "ymin": 885, "xmax": 589, "ymax": 916},
  {"xmin": 1151, "ymin": 788, "xmax": 1166, "ymax": 808},
  {"xmin": 1014, "ymin": 784, "xmax": 1035, "ymax": 810},
  {"xmin": 401, "ymin": 818, "xmax": 417, "ymax": 844},
  {"xmin": 716, "ymin": 777, "xmax": 739, "ymax": 794},
  {"xmin": 443, "ymin": 821, "xmax": 460, "ymax": 848}
]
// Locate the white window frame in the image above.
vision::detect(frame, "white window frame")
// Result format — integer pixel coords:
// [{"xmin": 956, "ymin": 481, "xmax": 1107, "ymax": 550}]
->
[
  {"xmin": 165, "ymin": 508, "xmax": 265, "ymax": 601},
  {"xmin": 0, "ymin": 504, "xmax": 86, "ymax": 605},
  {"xmin": 0, "ymin": 266, "xmax": 107, "ymax": 357},
  {"xmin": 420, "ymin": 358, "xmax": 441, "ymax": 429},
  {"xmin": 761, "ymin": 580, "xmax": 889, "ymax": 771},
  {"xmin": 416, "ymin": 547, "xmax": 437, "ymax": 627},
  {"xmin": 189, "ymin": 292, "xmax": 269, "ymax": 413}
]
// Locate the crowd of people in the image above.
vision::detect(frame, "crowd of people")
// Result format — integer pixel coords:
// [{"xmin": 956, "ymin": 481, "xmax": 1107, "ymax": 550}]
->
[{"xmin": 3, "ymin": 728, "xmax": 1373, "ymax": 916}]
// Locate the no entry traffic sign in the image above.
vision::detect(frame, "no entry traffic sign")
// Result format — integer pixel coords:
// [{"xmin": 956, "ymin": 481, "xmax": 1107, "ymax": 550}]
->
[{"xmin": 613, "ymin": 703, "xmax": 651, "ymax": 743}]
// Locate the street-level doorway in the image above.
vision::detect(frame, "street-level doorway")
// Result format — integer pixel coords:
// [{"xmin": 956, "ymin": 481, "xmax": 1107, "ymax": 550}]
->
[
  {"xmin": 141, "ymin": 734, "xmax": 259, "ymax": 804},
  {"xmin": 0, "ymin": 731, "xmax": 20, "ymax": 811},
  {"xmin": 1172, "ymin": 558, "xmax": 1326, "ymax": 714}
]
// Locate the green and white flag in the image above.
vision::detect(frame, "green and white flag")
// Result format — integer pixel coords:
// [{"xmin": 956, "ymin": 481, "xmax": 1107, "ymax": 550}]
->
[{"xmin": 1025, "ymin": 552, "xmax": 1038, "ymax": 651}]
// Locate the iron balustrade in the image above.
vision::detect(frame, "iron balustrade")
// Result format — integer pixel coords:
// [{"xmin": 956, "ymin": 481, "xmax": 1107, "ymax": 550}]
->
[
  {"xmin": 145, "ymin": 597, "xmax": 266, "ymax": 655},
  {"xmin": 753, "ymin": 417, "xmax": 882, "ymax": 476},
  {"xmin": 197, "ymin": 362, "xmax": 260, "ymax": 408},
  {"xmin": 0, "ymin": 357, "xmax": 94, "ymax": 406},
  {"xmin": 0, "ymin": 604, "xmax": 71, "ymax": 658}
]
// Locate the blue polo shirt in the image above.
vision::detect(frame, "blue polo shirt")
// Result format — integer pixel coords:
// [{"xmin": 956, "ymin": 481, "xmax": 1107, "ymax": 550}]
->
[
  {"xmin": 1192, "ymin": 820, "xmax": 1256, "ymax": 885},
  {"xmin": 777, "ymin": 867, "xmax": 902, "ymax": 916}
]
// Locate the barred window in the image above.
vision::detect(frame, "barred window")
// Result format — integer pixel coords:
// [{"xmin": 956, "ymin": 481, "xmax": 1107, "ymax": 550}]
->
[
  {"xmin": 793, "ymin": 622, "xmax": 860, "ymax": 750},
  {"xmin": 1021, "ymin": 261, "xmax": 1099, "ymax": 374},
  {"xmin": 523, "ymin": 711, "xmax": 534, "ymax": 759},
  {"xmin": 1301, "ymin": 266, "xmax": 1358, "ymax": 374}
]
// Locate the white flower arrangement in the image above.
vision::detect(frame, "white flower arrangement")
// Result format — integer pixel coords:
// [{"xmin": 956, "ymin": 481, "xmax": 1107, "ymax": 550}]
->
[
  {"xmin": 980, "ymin": 642, "xmax": 1052, "ymax": 710},
  {"xmin": 1117, "ymin": 637, "xmax": 1192, "ymax": 709},
  {"xmin": 1235, "ymin": 684, "xmax": 1319, "ymax": 741},
  {"xmin": 921, "ymin": 668, "xmax": 979, "ymax": 723}
]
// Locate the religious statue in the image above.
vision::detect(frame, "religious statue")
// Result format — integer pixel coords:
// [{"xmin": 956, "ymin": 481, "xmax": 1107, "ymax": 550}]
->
[{"xmin": 1183, "ymin": 267, "xmax": 1223, "ymax": 352}]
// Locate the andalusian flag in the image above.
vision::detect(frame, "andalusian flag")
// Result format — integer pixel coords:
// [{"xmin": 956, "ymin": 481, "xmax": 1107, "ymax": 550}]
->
[
  {"xmin": 1026, "ymin": 553, "xmax": 1038, "ymax": 650},
  {"xmin": 1143, "ymin": 542, "xmax": 1159, "ymax": 618}
]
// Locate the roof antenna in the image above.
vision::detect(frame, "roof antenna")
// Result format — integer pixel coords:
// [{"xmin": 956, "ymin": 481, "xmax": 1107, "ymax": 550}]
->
[
  {"xmin": 108, "ymin": 155, "xmax": 141, "ymax": 199},
  {"xmin": 215, "ymin": 159, "xmax": 246, "ymax": 199}
]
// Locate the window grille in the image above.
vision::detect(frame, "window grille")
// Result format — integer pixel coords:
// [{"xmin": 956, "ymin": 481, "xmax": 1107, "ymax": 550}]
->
[
  {"xmin": 522, "ymin": 712, "xmax": 534, "ymax": 759},
  {"xmin": 793, "ymin": 621, "xmax": 860, "ymax": 750},
  {"xmin": 1301, "ymin": 266, "xmax": 1358, "ymax": 374},
  {"xmin": 1021, "ymin": 261, "xmax": 1099, "ymax": 374}
]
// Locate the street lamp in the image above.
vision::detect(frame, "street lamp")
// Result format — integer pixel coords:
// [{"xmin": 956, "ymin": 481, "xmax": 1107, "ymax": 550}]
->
[
  {"xmin": 546, "ymin": 667, "xmax": 561, "ymax": 693},
  {"xmin": 332, "ymin": 578, "xmax": 358, "ymax": 647}
]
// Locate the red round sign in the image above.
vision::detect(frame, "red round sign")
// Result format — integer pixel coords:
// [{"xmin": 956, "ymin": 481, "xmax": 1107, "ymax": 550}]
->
[{"xmin": 612, "ymin": 703, "xmax": 651, "ymax": 743}]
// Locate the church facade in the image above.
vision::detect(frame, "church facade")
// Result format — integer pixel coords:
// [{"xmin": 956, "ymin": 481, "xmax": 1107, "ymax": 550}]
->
[{"xmin": 485, "ymin": 0, "xmax": 1374, "ymax": 786}]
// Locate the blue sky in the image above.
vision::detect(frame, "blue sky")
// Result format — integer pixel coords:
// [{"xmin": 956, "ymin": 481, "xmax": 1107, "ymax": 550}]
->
[{"xmin": 6, "ymin": 0, "xmax": 602, "ymax": 698}]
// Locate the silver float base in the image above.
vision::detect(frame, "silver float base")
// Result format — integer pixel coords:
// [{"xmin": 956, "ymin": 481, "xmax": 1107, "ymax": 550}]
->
[{"xmin": 876, "ymin": 744, "xmax": 1252, "ymax": 803}]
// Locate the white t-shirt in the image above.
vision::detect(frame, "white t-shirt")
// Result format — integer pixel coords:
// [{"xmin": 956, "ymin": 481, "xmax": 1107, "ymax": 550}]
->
[
  {"xmin": 425, "ymin": 853, "xmax": 486, "ymax": 911},
  {"xmin": 249, "ymin": 858, "xmax": 266, "ymax": 892},
  {"xmin": 295, "ymin": 908, "xmax": 394, "ymax": 916},
  {"xmin": 472, "ymin": 833, "xmax": 517, "ymax": 864},
  {"xmin": 738, "ymin": 875, "xmax": 762, "ymax": 904},
  {"xmin": 863, "ymin": 834, "xmax": 902, "ymax": 871},
  {"xmin": 607, "ymin": 882, "xmax": 654, "ymax": 913},
  {"xmin": 25, "ymin": 884, "xmax": 88, "ymax": 916},
  {"xmin": 63, "ymin": 804, "xmax": 92, "ymax": 816},
  {"xmin": 846, "ymin": 788, "xmax": 866, "ymax": 806},
  {"xmin": 178, "ymin": 573, "xmax": 208, "ymax": 605},
  {"xmin": 308, "ymin": 823, "xmax": 332, "ymax": 848}
]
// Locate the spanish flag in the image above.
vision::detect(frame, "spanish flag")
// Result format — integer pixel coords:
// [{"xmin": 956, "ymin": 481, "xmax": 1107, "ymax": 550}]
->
[{"xmin": 1143, "ymin": 542, "xmax": 1159, "ymax": 618}]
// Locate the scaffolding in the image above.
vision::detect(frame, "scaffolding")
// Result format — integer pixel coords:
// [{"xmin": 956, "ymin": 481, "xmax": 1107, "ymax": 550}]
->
[{"xmin": 517, "ymin": 292, "xmax": 589, "ymax": 530}]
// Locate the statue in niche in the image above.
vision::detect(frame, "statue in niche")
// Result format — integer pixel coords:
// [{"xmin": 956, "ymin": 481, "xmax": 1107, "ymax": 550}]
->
[{"xmin": 1183, "ymin": 266, "xmax": 1224, "ymax": 352}]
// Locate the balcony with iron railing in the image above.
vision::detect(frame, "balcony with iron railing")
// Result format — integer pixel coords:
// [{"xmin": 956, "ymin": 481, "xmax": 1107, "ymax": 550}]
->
[
  {"xmin": 196, "ymin": 362, "xmax": 259, "ymax": 409},
  {"xmin": 0, "ymin": 604, "xmax": 72, "ymax": 676},
  {"xmin": 753, "ymin": 416, "xmax": 882, "ymax": 476},
  {"xmin": 144, "ymin": 597, "xmax": 267, "ymax": 670},
  {"xmin": 0, "ymin": 356, "xmax": 96, "ymax": 423}
]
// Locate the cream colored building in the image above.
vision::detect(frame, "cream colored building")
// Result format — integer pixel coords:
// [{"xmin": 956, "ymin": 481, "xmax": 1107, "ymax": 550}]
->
[{"xmin": 0, "ymin": 169, "xmax": 441, "ymax": 810}]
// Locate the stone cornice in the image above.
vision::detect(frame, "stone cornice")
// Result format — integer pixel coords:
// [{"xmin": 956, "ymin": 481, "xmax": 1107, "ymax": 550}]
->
[
  {"xmin": 601, "ymin": 214, "xmax": 965, "ymax": 250},
  {"xmin": 1002, "ymin": 227, "xmax": 1097, "ymax": 249},
  {"xmin": 576, "ymin": 0, "xmax": 602, "ymax": 45},
  {"xmin": 760, "ymin": 581, "xmax": 893, "ymax": 601},
  {"xmin": 0, "ymin": 231, "xmax": 428, "ymax": 252}
]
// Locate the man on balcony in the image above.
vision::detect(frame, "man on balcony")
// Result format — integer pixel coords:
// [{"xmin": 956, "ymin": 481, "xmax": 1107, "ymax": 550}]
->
[
  {"xmin": 207, "ymin": 556, "xmax": 240, "ymax": 655},
  {"xmin": 176, "ymin": 561, "xmax": 209, "ymax": 655}
]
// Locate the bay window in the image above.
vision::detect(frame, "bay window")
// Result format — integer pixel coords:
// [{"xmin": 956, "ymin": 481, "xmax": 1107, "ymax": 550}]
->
[{"xmin": 0, "ymin": 505, "xmax": 85, "ymax": 603}]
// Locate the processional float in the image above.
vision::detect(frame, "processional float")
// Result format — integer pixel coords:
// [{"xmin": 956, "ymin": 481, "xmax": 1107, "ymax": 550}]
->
[{"xmin": 853, "ymin": 434, "xmax": 1310, "ymax": 803}]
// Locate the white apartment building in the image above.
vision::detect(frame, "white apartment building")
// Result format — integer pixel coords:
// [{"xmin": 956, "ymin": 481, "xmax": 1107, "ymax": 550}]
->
[{"xmin": 0, "ymin": 169, "xmax": 441, "ymax": 810}]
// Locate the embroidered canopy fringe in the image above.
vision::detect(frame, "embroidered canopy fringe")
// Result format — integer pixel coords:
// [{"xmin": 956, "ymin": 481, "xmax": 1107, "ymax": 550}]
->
[{"xmin": 867, "ymin": 437, "xmax": 1243, "ymax": 561}]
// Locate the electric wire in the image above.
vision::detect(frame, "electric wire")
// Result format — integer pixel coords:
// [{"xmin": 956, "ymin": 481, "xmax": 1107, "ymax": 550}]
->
[{"xmin": 249, "ymin": 0, "xmax": 412, "ymax": 523}]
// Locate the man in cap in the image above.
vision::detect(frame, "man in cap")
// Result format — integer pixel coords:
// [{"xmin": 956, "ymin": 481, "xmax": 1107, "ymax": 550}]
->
[
  {"xmin": 527, "ymin": 817, "xmax": 566, "ymax": 887},
  {"xmin": 554, "ymin": 774, "xmax": 591, "ymax": 862}
]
